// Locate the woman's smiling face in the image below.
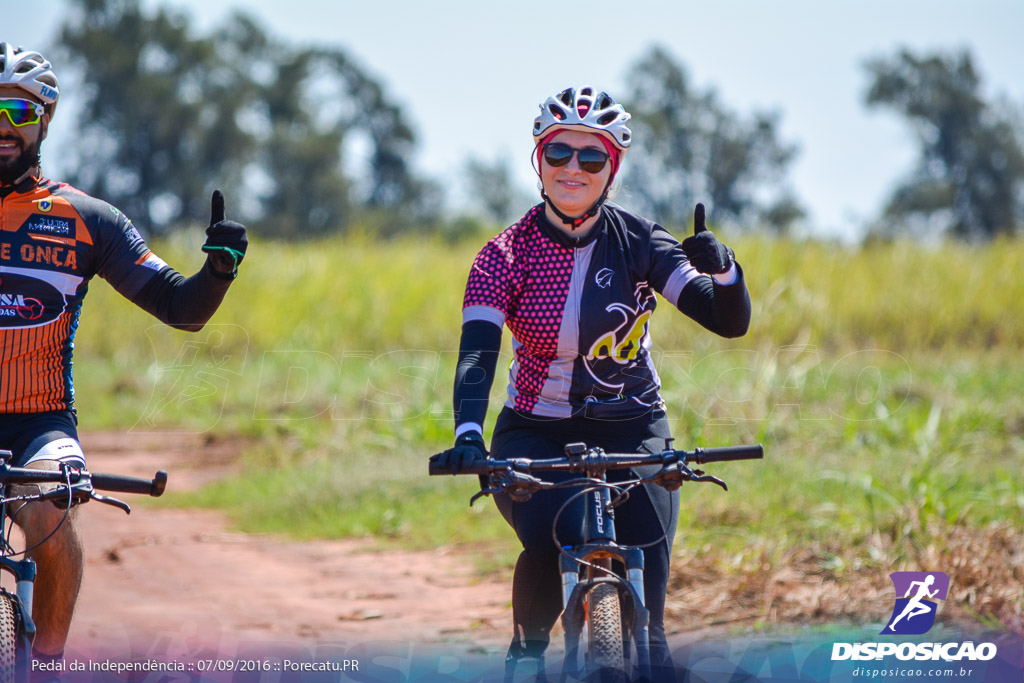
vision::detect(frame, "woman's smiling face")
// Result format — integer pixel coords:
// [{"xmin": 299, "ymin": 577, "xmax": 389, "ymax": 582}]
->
[{"xmin": 539, "ymin": 129, "xmax": 613, "ymax": 219}]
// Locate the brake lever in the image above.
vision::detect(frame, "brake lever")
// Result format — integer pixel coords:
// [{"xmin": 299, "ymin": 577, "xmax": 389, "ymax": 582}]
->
[
  {"xmin": 504, "ymin": 470, "xmax": 544, "ymax": 503},
  {"xmin": 470, "ymin": 486, "xmax": 500, "ymax": 506},
  {"xmin": 91, "ymin": 492, "xmax": 132, "ymax": 514},
  {"xmin": 476, "ymin": 469, "xmax": 544, "ymax": 504},
  {"xmin": 653, "ymin": 463, "xmax": 729, "ymax": 491},
  {"xmin": 690, "ymin": 473, "xmax": 728, "ymax": 491}
]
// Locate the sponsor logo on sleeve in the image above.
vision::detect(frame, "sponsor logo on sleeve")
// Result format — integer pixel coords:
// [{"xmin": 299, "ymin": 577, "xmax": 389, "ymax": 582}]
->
[{"xmin": 125, "ymin": 224, "xmax": 146, "ymax": 250}]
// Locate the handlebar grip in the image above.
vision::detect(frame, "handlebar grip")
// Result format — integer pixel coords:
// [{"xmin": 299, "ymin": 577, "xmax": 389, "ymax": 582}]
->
[
  {"xmin": 90, "ymin": 470, "xmax": 168, "ymax": 497},
  {"xmin": 428, "ymin": 459, "xmax": 490, "ymax": 476},
  {"xmin": 692, "ymin": 445, "xmax": 764, "ymax": 464}
]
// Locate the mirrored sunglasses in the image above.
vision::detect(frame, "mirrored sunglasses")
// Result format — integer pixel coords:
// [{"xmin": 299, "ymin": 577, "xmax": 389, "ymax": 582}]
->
[
  {"xmin": 542, "ymin": 142, "xmax": 610, "ymax": 174},
  {"xmin": 0, "ymin": 98, "xmax": 45, "ymax": 127}
]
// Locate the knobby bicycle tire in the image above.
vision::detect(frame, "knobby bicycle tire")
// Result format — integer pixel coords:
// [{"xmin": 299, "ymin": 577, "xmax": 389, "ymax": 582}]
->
[
  {"xmin": 586, "ymin": 582, "xmax": 628, "ymax": 683},
  {"xmin": 0, "ymin": 593, "xmax": 17, "ymax": 683}
]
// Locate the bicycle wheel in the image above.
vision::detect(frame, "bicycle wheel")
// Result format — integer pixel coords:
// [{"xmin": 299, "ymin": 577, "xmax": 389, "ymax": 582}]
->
[
  {"xmin": 585, "ymin": 582, "xmax": 627, "ymax": 682},
  {"xmin": 0, "ymin": 593, "xmax": 17, "ymax": 683}
]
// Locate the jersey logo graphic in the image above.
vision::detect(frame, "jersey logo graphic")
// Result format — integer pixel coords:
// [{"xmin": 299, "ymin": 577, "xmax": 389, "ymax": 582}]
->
[
  {"xmin": 595, "ymin": 268, "xmax": 614, "ymax": 288},
  {"xmin": 22, "ymin": 214, "xmax": 74, "ymax": 238},
  {"xmin": 37, "ymin": 199, "xmax": 53, "ymax": 213},
  {"xmin": 883, "ymin": 572, "xmax": 949, "ymax": 635},
  {"xmin": 588, "ymin": 305, "xmax": 653, "ymax": 364},
  {"xmin": 0, "ymin": 273, "xmax": 65, "ymax": 328},
  {"xmin": 0, "ymin": 294, "xmax": 44, "ymax": 321}
]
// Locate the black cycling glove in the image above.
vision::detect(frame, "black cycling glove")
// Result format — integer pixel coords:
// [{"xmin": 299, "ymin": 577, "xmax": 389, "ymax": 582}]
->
[
  {"xmin": 202, "ymin": 190, "xmax": 248, "ymax": 280},
  {"xmin": 433, "ymin": 432, "xmax": 488, "ymax": 474},
  {"xmin": 681, "ymin": 203, "xmax": 734, "ymax": 275}
]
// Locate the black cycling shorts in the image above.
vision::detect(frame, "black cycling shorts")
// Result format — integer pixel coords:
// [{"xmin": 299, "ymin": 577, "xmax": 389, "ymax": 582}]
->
[
  {"xmin": 0, "ymin": 411, "xmax": 85, "ymax": 468},
  {"xmin": 487, "ymin": 406, "xmax": 679, "ymax": 669}
]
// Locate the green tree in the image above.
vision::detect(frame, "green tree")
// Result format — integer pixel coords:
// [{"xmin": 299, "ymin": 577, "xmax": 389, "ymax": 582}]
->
[
  {"xmin": 621, "ymin": 46, "xmax": 802, "ymax": 233},
  {"xmin": 57, "ymin": 0, "xmax": 252, "ymax": 230},
  {"xmin": 56, "ymin": 0, "xmax": 428, "ymax": 237},
  {"xmin": 865, "ymin": 48, "xmax": 1024, "ymax": 239},
  {"xmin": 463, "ymin": 154, "xmax": 532, "ymax": 226}
]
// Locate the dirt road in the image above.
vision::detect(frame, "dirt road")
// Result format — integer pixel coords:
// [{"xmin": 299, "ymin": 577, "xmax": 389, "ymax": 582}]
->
[{"xmin": 63, "ymin": 432, "xmax": 514, "ymax": 664}]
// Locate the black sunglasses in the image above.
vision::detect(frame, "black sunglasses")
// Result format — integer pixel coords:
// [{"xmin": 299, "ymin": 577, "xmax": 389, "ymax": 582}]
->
[{"xmin": 542, "ymin": 142, "xmax": 611, "ymax": 174}]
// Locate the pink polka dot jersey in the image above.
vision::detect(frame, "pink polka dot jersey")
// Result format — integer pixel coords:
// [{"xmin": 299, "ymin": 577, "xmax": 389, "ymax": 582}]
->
[
  {"xmin": 463, "ymin": 205, "xmax": 575, "ymax": 414},
  {"xmin": 459, "ymin": 202, "xmax": 750, "ymax": 423}
]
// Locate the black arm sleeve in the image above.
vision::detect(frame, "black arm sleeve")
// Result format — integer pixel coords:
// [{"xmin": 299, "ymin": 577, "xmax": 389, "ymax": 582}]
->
[
  {"xmin": 675, "ymin": 264, "xmax": 752, "ymax": 338},
  {"xmin": 453, "ymin": 319, "xmax": 503, "ymax": 430},
  {"xmin": 130, "ymin": 259, "xmax": 233, "ymax": 332}
]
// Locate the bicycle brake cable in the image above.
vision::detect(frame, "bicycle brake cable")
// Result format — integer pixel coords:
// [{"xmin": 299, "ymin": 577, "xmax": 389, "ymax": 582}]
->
[
  {"xmin": 550, "ymin": 482, "xmax": 639, "ymax": 581},
  {"xmin": 10, "ymin": 463, "xmax": 77, "ymax": 558}
]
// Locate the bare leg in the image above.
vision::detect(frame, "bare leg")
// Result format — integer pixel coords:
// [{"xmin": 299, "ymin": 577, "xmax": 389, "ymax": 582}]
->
[{"xmin": 11, "ymin": 463, "xmax": 84, "ymax": 656}]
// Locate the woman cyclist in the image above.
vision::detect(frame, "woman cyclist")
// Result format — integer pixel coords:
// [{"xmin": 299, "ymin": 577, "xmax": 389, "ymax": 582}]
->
[{"xmin": 435, "ymin": 85, "xmax": 751, "ymax": 678}]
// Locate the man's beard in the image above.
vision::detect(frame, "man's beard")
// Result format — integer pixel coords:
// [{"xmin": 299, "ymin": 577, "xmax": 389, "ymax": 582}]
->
[{"xmin": 0, "ymin": 136, "xmax": 41, "ymax": 186}]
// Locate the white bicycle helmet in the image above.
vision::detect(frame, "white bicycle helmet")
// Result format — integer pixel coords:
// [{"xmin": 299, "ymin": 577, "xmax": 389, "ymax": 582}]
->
[
  {"xmin": 532, "ymin": 86, "xmax": 631, "ymax": 151},
  {"xmin": 0, "ymin": 43, "xmax": 60, "ymax": 115}
]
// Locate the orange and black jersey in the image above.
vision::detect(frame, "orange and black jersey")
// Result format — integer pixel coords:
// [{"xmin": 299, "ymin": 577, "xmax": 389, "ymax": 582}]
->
[{"xmin": 1, "ymin": 174, "xmax": 231, "ymax": 413}]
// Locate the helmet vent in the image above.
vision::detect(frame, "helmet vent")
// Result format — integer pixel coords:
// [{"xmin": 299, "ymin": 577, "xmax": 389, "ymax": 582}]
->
[
  {"xmin": 548, "ymin": 104, "xmax": 567, "ymax": 121},
  {"xmin": 533, "ymin": 85, "xmax": 631, "ymax": 151}
]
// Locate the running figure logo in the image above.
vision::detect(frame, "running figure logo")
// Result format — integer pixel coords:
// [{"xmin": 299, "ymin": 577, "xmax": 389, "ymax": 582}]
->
[{"xmin": 882, "ymin": 572, "xmax": 950, "ymax": 635}]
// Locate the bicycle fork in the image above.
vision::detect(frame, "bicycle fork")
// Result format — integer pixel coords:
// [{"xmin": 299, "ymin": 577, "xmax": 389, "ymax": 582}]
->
[{"xmin": 558, "ymin": 485, "xmax": 652, "ymax": 682}]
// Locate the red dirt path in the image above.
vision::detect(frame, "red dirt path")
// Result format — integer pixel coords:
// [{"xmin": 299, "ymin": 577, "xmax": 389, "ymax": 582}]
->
[{"xmin": 60, "ymin": 432, "xmax": 513, "ymax": 662}]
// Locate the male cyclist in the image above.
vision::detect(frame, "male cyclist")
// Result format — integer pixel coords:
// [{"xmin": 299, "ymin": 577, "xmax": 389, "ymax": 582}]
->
[{"xmin": 0, "ymin": 42, "xmax": 247, "ymax": 665}]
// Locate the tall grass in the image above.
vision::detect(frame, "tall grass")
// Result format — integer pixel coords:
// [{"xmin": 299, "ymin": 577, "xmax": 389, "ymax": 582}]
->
[{"xmin": 72, "ymin": 233, "xmax": 1024, "ymax": 627}]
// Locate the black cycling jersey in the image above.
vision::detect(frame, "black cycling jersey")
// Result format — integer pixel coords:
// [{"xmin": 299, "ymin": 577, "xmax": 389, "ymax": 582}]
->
[{"xmin": 455, "ymin": 202, "xmax": 750, "ymax": 430}]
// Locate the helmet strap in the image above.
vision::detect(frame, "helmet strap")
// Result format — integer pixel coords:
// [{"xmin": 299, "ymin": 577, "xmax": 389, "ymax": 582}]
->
[{"xmin": 540, "ymin": 181, "xmax": 611, "ymax": 231}]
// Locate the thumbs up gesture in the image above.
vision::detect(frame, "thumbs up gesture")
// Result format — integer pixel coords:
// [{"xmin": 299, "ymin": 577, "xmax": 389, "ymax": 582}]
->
[
  {"xmin": 681, "ymin": 203, "xmax": 734, "ymax": 275},
  {"xmin": 202, "ymin": 189, "xmax": 248, "ymax": 279}
]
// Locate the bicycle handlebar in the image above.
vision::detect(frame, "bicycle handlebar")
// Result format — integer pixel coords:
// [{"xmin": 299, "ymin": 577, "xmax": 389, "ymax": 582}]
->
[
  {"xmin": 0, "ymin": 463, "xmax": 168, "ymax": 498},
  {"xmin": 428, "ymin": 442, "xmax": 764, "ymax": 477}
]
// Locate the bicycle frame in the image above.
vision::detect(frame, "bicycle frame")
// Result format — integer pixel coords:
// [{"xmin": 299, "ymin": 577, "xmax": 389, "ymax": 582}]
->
[
  {"xmin": 0, "ymin": 453, "xmax": 41, "ymax": 683},
  {"xmin": 558, "ymin": 475, "xmax": 653, "ymax": 682},
  {"xmin": 0, "ymin": 449, "xmax": 166, "ymax": 682},
  {"xmin": 430, "ymin": 439, "xmax": 763, "ymax": 683}
]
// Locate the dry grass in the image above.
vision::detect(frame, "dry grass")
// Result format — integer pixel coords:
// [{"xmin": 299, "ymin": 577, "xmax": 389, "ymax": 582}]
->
[{"xmin": 665, "ymin": 522, "xmax": 1023, "ymax": 635}]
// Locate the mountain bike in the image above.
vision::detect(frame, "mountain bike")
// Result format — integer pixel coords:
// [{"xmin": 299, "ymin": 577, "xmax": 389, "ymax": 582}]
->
[
  {"xmin": 0, "ymin": 449, "xmax": 167, "ymax": 683},
  {"xmin": 429, "ymin": 439, "xmax": 763, "ymax": 682}
]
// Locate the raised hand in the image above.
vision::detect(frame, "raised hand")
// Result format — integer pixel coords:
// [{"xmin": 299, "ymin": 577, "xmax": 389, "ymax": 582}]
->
[
  {"xmin": 681, "ymin": 202, "xmax": 733, "ymax": 275},
  {"xmin": 202, "ymin": 190, "xmax": 248, "ymax": 279}
]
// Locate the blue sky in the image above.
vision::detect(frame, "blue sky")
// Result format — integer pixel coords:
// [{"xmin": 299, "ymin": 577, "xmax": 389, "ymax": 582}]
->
[{"xmin": 8, "ymin": 0, "xmax": 1024, "ymax": 239}]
